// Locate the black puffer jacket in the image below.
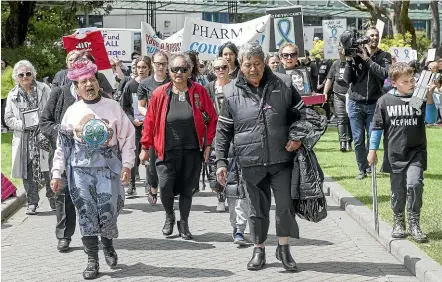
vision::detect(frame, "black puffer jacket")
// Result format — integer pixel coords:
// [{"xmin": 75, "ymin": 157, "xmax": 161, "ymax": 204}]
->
[{"xmin": 215, "ymin": 66, "xmax": 305, "ymax": 169}]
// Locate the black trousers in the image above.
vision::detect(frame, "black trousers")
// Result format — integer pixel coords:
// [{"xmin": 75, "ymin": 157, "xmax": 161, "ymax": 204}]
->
[
  {"xmin": 333, "ymin": 93, "xmax": 352, "ymax": 142},
  {"xmin": 156, "ymin": 149, "xmax": 202, "ymax": 220},
  {"xmin": 1, "ymin": 98, "xmax": 8, "ymax": 130},
  {"xmin": 241, "ymin": 163, "xmax": 299, "ymax": 244},
  {"xmin": 55, "ymin": 173, "xmax": 76, "ymax": 240},
  {"xmin": 390, "ymin": 164, "xmax": 424, "ymax": 215},
  {"xmin": 130, "ymin": 126, "xmax": 142, "ymax": 187},
  {"xmin": 148, "ymin": 147, "xmax": 158, "ymax": 188}
]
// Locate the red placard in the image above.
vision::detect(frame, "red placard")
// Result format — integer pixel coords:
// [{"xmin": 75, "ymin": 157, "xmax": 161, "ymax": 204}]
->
[{"xmin": 62, "ymin": 31, "xmax": 111, "ymax": 70}]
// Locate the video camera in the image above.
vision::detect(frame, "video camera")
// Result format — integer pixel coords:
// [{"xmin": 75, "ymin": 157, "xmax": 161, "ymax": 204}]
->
[{"xmin": 339, "ymin": 30, "xmax": 371, "ymax": 57}]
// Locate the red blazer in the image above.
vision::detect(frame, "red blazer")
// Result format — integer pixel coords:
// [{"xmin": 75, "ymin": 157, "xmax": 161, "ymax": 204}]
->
[{"xmin": 140, "ymin": 81, "xmax": 218, "ymax": 160}]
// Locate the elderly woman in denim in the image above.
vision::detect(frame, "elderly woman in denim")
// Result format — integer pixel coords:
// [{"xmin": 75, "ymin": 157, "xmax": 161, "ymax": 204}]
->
[{"xmin": 4, "ymin": 60, "xmax": 54, "ymax": 214}]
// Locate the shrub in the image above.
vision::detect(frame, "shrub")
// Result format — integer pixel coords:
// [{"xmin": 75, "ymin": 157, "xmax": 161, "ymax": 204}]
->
[{"xmin": 1, "ymin": 45, "xmax": 66, "ymax": 80}]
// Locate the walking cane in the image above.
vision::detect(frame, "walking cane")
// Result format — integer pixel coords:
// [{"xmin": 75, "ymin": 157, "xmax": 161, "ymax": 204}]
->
[{"xmin": 371, "ymin": 164, "xmax": 380, "ymax": 236}]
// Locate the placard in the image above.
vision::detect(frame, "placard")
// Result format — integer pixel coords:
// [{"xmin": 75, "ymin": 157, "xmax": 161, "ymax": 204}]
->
[
  {"xmin": 303, "ymin": 26, "xmax": 315, "ymax": 52},
  {"xmin": 376, "ymin": 19, "xmax": 385, "ymax": 47},
  {"xmin": 101, "ymin": 30, "xmax": 133, "ymax": 61},
  {"xmin": 427, "ymin": 48, "xmax": 436, "ymax": 62},
  {"xmin": 323, "ymin": 19, "xmax": 347, "ymax": 59},
  {"xmin": 181, "ymin": 15, "xmax": 271, "ymax": 61},
  {"xmin": 141, "ymin": 22, "xmax": 183, "ymax": 57},
  {"xmin": 266, "ymin": 6, "xmax": 304, "ymax": 55},
  {"xmin": 390, "ymin": 47, "xmax": 413, "ymax": 62}
]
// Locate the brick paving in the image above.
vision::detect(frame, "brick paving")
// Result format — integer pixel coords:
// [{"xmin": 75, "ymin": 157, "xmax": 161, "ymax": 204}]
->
[{"xmin": 1, "ymin": 170, "xmax": 418, "ymax": 282}]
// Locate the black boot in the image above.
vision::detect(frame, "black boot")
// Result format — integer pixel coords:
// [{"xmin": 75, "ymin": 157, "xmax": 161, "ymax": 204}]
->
[
  {"xmin": 247, "ymin": 247, "xmax": 266, "ymax": 270},
  {"xmin": 276, "ymin": 244, "xmax": 298, "ymax": 271},
  {"xmin": 408, "ymin": 212, "xmax": 427, "ymax": 243},
  {"xmin": 177, "ymin": 219, "xmax": 193, "ymax": 240},
  {"xmin": 81, "ymin": 236, "xmax": 99, "ymax": 280},
  {"xmin": 339, "ymin": 141, "xmax": 346, "ymax": 152},
  {"xmin": 391, "ymin": 213, "xmax": 406, "ymax": 238},
  {"xmin": 101, "ymin": 237, "xmax": 118, "ymax": 267},
  {"xmin": 162, "ymin": 213, "xmax": 175, "ymax": 236}
]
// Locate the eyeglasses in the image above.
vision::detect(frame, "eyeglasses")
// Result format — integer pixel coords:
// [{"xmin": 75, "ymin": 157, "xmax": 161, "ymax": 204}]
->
[
  {"xmin": 170, "ymin": 67, "xmax": 188, "ymax": 74},
  {"xmin": 198, "ymin": 64, "xmax": 205, "ymax": 68},
  {"xmin": 153, "ymin": 62, "xmax": 167, "ymax": 67},
  {"xmin": 281, "ymin": 53, "xmax": 298, "ymax": 59},
  {"xmin": 18, "ymin": 72, "xmax": 32, "ymax": 78},
  {"xmin": 214, "ymin": 65, "xmax": 228, "ymax": 71}
]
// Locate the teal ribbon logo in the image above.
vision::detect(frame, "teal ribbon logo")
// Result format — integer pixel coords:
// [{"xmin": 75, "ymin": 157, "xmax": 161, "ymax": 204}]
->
[{"xmin": 277, "ymin": 19, "xmax": 293, "ymax": 47}]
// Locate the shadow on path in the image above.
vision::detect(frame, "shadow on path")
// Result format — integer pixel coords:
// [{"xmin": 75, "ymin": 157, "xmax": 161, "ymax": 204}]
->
[
  {"xmin": 101, "ymin": 262, "xmax": 234, "ymax": 279},
  {"xmin": 114, "ymin": 237, "xmax": 215, "ymax": 251}
]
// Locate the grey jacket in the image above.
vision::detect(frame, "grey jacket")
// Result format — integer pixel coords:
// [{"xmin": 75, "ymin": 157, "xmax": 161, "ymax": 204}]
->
[
  {"xmin": 5, "ymin": 81, "xmax": 51, "ymax": 178},
  {"xmin": 215, "ymin": 66, "xmax": 305, "ymax": 169}
]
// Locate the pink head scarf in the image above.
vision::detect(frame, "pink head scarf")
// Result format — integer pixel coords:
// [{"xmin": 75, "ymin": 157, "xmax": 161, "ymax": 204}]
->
[{"xmin": 67, "ymin": 59, "xmax": 98, "ymax": 81}]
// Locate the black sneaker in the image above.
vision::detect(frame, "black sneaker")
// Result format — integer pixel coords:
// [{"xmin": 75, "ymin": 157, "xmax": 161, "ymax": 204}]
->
[
  {"xmin": 125, "ymin": 187, "xmax": 137, "ymax": 198},
  {"xmin": 366, "ymin": 167, "xmax": 372, "ymax": 174},
  {"xmin": 355, "ymin": 171, "xmax": 367, "ymax": 180}
]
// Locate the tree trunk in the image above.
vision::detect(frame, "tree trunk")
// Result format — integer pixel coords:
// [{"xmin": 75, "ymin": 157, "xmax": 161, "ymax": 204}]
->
[
  {"xmin": 390, "ymin": 1, "xmax": 403, "ymax": 35},
  {"xmin": 430, "ymin": 0, "xmax": 442, "ymax": 57},
  {"xmin": 4, "ymin": 1, "xmax": 36, "ymax": 48},
  {"xmin": 400, "ymin": 0, "xmax": 416, "ymax": 50}
]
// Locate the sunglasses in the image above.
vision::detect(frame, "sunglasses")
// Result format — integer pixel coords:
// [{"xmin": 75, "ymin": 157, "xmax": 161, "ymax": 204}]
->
[
  {"xmin": 214, "ymin": 65, "xmax": 228, "ymax": 71},
  {"xmin": 18, "ymin": 72, "xmax": 32, "ymax": 78},
  {"xmin": 170, "ymin": 67, "xmax": 188, "ymax": 74},
  {"xmin": 281, "ymin": 53, "xmax": 298, "ymax": 59}
]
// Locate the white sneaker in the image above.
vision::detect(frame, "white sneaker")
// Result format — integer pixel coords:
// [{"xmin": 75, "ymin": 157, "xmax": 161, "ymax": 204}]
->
[
  {"xmin": 216, "ymin": 202, "xmax": 226, "ymax": 212},
  {"xmin": 26, "ymin": 204, "xmax": 38, "ymax": 215}
]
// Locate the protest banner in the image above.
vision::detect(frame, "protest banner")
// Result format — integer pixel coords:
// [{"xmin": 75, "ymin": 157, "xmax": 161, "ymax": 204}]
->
[
  {"xmin": 101, "ymin": 30, "xmax": 133, "ymax": 61},
  {"xmin": 181, "ymin": 15, "xmax": 270, "ymax": 61},
  {"xmin": 63, "ymin": 31, "xmax": 112, "ymax": 70},
  {"xmin": 141, "ymin": 22, "xmax": 183, "ymax": 57},
  {"xmin": 322, "ymin": 19, "xmax": 347, "ymax": 59},
  {"xmin": 390, "ymin": 47, "xmax": 413, "ymax": 62},
  {"xmin": 266, "ymin": 6, "xmax": 304, "ymax": 56},
  {"xmin": 303, "ymin": 26, "xmax": 316, "ymax": 52}
]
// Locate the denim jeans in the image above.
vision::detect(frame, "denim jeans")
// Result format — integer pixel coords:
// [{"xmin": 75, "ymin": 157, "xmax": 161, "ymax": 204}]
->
[{"xmin": 348, "ymin": 99, "xmax": 376, "ymax": 172}]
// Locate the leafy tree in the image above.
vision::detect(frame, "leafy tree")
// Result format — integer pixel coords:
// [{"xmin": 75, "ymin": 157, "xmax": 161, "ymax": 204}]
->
[
  {"xmin": 309, "ymin": 40, "xmax": 325, "ymax": 60},
  {"xmin": 344, "ymin": 0, "xmax": 416, "ymax": 49},
  {"xmin": 1, "ymin": 1, "xmax": 111, "ymax": 79}
]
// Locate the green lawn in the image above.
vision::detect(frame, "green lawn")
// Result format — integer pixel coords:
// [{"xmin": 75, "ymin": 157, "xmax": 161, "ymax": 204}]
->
[
  {"xmin": 315, "ymin": 126, "xmax": 442, "ymax": 265},
  {"xmin": 1, "ymin": 133, "xmax": 22, "ymax": 187}
]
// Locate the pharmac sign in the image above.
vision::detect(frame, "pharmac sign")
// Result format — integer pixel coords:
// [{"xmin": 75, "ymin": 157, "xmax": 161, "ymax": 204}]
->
[
  {"xmin": 266, "ymin": 6, "xmax": 305, "ymax": 56},
  {"xmin": 181, "ymin": 15, "xmax": 271, "ymax": 61}
]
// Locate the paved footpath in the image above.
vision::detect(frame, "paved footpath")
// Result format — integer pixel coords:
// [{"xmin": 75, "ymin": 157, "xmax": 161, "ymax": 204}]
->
[{"xmin": 2, "ymin": 174, "xmax": 418, "ymax": 282}]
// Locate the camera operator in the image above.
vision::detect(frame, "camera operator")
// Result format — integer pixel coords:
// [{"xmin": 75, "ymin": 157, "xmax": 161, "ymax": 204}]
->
[{"xmin": 343, "ymin": 26, "xmax": 391, "ymax": 180}]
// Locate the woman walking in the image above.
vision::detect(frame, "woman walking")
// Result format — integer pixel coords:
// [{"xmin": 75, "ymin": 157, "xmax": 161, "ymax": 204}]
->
[
  {"xmin": 139, "ymin": 53, "xmax": 217, "ymax": 240},
  {"xmin": 5, "ymin": 60, "xmax": 54, "ymax": 214},
  {"xmin": 137, "ymin": 50, "xmax": 170, "ymax": 204},
  {"xmin": 51, "ymin": 59, "xmax": 135, "ymax": 279}
]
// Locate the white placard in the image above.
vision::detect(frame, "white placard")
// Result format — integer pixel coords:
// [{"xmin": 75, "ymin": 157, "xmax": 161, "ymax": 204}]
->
[
  {"xmin": 376, "ymin": 19, "xmax": 385, "ymax": 47},
  {"xmin": 322, "ymin": 19, "xmax": 347, "ymax": 59},
  {"xmin": 411, "ymin": 49, "xmax": 418, "ymax": 61},
  {"xmin": 427, "ymin": 48, "xmax": 436, "ymax": 62},
  {"xmin": 101, "ymin": 30, "xmax": 133, "ymax": 62},
  {"xmin": 141, "ymin": 22, "xmax": 183, "ymax": 57},
  {"xmin": 303, "ymin": 26, "xmax": 315, "ymax": 52},
  {"xmin": 390, "ymin": 47, "xmax": 413, "ymax": 62},
  {"xmin": 181, "ymin": 15, "xmax": 271, "ymax": 61}
]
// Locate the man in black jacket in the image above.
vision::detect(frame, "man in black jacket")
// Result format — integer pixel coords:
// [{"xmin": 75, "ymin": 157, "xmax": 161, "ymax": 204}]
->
[
  {"xmin": 344, "ymin": 26, "xmax": 391, "ymax": 180},
  {"xmin": 40, "ymin": 82, "xmax": 78, "ymax": 252},
  {"xmin": 215, "ymin": 43, "xmax": 305, "ymax": 272}
]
